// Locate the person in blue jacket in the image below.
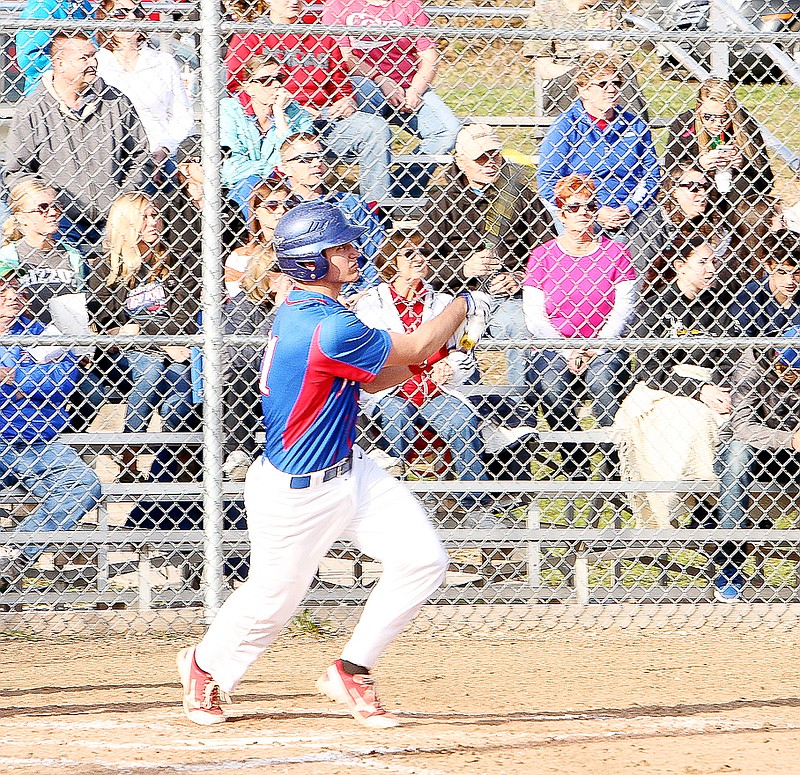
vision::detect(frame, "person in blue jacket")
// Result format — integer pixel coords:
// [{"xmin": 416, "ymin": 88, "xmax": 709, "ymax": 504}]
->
[
  {"xmin": 0, "ymin": 262, "xmax": 102, "ymax": 592},
  {"xmin": 280, "ymin": 132, "xmax": 384, "ymax": 299},
  {"xmin": 15, "ymin": 0, "xmax": 94, "ymax": 95},
  {"xmin": 220, "ymin": 53, "xmax": 313, "ymax": 218},
  {"xmin": 537, "ymin": 50, "xmax": 659, "ymax": 273}
]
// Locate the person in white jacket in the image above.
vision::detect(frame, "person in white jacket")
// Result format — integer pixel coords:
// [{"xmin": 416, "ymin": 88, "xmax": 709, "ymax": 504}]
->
[
  {"xmin": 354, "ymin": 228, "xmax": 503, "ymax": 530},
  {"xmin": 95, "ymin": 0, "xmax": 195, "ymax": 175}
]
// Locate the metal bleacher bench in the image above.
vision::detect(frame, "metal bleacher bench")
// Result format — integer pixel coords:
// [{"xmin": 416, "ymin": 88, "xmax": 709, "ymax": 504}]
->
[{"xmin": 0, "ymin": 402, "xmax": 796, "ymax": 609}]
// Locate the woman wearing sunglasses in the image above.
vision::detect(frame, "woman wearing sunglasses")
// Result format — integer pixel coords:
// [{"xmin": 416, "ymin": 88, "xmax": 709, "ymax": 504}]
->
[
  {"xmin": 0, "ymin": 180, "xmax": 83, "ymax": 319},
  {"xmin": 220, "ymin": 54, "xmax": 313, "ymax": 218},
  {"xmin": 523, "ymin": 174, "xmax": 637, "ymax": 479},
  {"xmin": 664, "ymin": 78, "xmax": 773, "ymax": 210},
  {"xmin": 640, "ymin": 161, "xmax": 734, "ymax": 288},
  {"xmin": 220, "ymin": 179, "xmax": 293, "ymax": 480},
  {"xmin": 95, "ymin": 0, "xmax": 195, "ymax": 179}
]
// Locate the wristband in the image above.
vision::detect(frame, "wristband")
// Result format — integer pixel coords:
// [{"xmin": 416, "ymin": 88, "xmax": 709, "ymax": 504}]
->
[{"xmin": 456, "ymin": 292, "xmax": 475, "ymax": 317}]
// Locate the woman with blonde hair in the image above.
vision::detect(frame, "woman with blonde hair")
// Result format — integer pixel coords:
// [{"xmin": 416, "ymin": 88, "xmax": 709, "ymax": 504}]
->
[
  {"xmin": 1, "ymin": 180, "xmax": 83, "ymax": 312},
  {"xmin": 87, "ymin": 192, "xmax": 197, "ymax": 480},
  {"xmin": 664, "ymin": 78, "xmax": 773, "ymax": 207},
  {"xmin": 0, "ymin": 180, "xmax": 110, "ymax": 432},
  {"xmin": 223, "ymin": 178, "xmax": 291, "ymax": 299},
  {"xmin": 219, "ymin": 180, "xmax": 292, "ymax": 479}
]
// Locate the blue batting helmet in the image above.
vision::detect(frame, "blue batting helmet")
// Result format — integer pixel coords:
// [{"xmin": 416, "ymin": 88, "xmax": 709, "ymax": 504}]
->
[
  {"xmin": 273, "ymin": 200, "xmax": 366, "ymax": 282},
  {"xmin": 776, "ymin": 326, "xmax": 800, "ymax": 369}
]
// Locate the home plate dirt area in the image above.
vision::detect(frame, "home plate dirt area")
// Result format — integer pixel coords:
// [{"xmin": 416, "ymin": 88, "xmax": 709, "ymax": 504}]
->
[{"xmin": 2, "ymin": 629, "xmax": 800, "ymax": 774}]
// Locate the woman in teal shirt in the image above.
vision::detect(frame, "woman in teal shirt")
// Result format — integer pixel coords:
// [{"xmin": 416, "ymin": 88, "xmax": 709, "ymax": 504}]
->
[{"xmin": 220, "ymin": 53, "xmax": 313, "ymax": 217}]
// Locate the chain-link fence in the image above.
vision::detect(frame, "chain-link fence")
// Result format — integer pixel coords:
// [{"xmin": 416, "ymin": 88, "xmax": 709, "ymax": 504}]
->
[{"xmin": 1, "ymin": 0, "xmax": 800, "ymax": 635}]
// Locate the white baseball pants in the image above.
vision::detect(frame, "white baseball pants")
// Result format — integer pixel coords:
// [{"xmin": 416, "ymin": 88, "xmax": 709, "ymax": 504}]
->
[{"xmin": 195, "ymin": 446, "xmax": 449, "ymax": 693}]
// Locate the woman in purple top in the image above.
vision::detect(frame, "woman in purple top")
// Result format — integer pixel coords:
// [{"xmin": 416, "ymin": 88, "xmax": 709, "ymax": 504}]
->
[{"xmin": 523, "ymin": 174, "xmax": 637, "ymax": 478}]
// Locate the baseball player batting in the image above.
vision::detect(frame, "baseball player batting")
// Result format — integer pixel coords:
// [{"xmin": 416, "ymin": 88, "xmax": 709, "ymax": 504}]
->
[{"xmin": 177, "ymin": 200, "xmax": 490, "ymax": 728}]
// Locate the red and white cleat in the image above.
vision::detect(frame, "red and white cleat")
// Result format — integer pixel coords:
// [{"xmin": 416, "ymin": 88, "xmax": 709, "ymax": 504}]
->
[
  {"xmin": 176, "ymin": 647, "xmax": 228, "ymax": 725},
  {"xmin": 316, "ymin": 659, "xmax": 400, "ymax": 729}
]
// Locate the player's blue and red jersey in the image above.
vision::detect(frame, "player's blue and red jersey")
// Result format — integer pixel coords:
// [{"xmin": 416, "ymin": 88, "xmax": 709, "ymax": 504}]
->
[{"xmin": 259, "ymin": 289, "xmax": 391, "ymax": 475}]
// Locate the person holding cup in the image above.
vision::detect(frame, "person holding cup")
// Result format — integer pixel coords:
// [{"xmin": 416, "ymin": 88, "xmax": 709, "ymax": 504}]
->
[{"xmin": 664, "ymin": 78, "xmax": 773, "ymax": 210}]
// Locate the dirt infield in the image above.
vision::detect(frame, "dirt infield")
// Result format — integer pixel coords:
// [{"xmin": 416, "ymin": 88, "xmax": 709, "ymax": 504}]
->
[{"xmin": 3, "ymin": 628, "xmax": 800, "ymax": 774}]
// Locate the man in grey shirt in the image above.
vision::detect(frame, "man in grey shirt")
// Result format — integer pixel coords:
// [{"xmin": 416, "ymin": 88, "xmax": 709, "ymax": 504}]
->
[{"xmin": 4, "ymin": 31, "xmax": 153, "ymax": 250}]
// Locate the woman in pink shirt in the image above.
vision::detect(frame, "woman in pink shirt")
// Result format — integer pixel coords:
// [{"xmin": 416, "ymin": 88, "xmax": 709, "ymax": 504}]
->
[
  {"xmin": 523, "ymin": 174, "xmax": 637, "ymax": 478},
  {"xmin": 322, "ymin": 0, "xmax": 459, "ymax": 197}
]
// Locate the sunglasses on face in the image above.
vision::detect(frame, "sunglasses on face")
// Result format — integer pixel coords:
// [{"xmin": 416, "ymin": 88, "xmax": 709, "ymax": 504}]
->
[
  {"xmin": 677, "ymin": 181, "xmax": 709, "ymax": 193},
  {"xmin": 25, "ymin": 201, "xmax": 60, "ymax": 214},
  {"xmin": 591, "ymin": 79, "xmax": 623, "ymax": 90},
  {"xmin": 249, "ymin": 72, "xmax": 285, "ymax": 86},
  {"xmin": 474, "ymin": 150, "xmax": 502, "ymax": 166},
  {"xmin": 111, "ymin": 6, "xmax": 146, "ymax": 18},
  {"xmin": 256, "ymin": 199, "xmax": 288, "ymax": 212},
  {"xmin": 700, "ymin": 112, "xmax": 729, "ymax": 123},
  {"xmin": 284, "ymin": 152, "xmax": 325, "ymax": 164},
  {"xmin": 560, "ymin": 199, "xmax": 600, "ymax": 213}
]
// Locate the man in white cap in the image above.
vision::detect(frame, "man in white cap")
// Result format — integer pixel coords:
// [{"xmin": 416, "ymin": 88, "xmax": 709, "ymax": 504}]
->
[{"xmin": 419, "ymin": 123, "xmax": 555, "ymax": 391}]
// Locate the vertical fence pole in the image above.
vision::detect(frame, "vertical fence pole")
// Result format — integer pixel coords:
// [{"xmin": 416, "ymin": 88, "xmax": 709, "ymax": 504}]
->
[
  {"xmin": 198, "ymin": 0, "xmax": 225, "ymax": 619},
  {"xmin": 709, "ymin": 1, "xmax": 730, "ymax": 79}
]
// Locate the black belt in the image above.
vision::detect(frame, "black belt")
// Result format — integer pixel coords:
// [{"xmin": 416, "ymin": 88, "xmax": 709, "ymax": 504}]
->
[{"xmin": 289, "ymin": 453, "xmax": 353, "ymax": 489}]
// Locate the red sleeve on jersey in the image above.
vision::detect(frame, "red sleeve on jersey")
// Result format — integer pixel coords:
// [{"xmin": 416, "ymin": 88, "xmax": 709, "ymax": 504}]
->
[{"xmin": 282, "ymin": 324, "xmax": 376, "ymax": 449}]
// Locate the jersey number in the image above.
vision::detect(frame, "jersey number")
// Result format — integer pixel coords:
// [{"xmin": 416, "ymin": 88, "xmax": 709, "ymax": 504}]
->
[{"xmin": 258, "ymin": 334, "xmax": 278, "ymax": 397}]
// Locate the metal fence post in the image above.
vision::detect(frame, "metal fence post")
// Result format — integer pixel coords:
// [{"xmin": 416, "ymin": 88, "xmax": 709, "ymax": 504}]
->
[{"xmin": 198, "ymin": 0, "xmax": 225, "ymax": 620}]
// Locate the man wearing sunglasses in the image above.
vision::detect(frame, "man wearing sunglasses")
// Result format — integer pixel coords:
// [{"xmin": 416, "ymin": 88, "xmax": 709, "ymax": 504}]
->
[
  {"xmin": 279, "ymin": 132, "xmax": 384, "ymax": 298},
  {"xmin": 418, "ymin": 124, "xmax": 555, "ymax": 397},
  {"xmin": 5, "ymin": 31, "xmax": 154, "ymax": 252},
  {"xmin": 224, "ymin": 0, "xmax": 392, "ymax": 206},
  {"xmin": 537, "ymin": 51, "xmax": 659, "ymax": 273}
]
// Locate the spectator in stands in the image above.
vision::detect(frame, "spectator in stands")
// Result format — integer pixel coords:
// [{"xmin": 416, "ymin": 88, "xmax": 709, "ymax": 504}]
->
[
  {"xmin": 0, "ymin": 180, "xmax": 117, "ymax": 432},
  {"xmin": 0, "ymin": 180, "xmax": 83, "ymax": 317},
  {"xmin": 161, "ymin": 135, "xmax": 248, "ymax": 264},
  {"xmin": 95, "ymin": 0, "xmax": 196, "ymax": 183},
  {"xmin": 732, "ymin": 235, "xmax": 800, "ymax": 337},
  {"xmin": 523, "ymin": 174, "xmax": 636, "ymax": 479},
  {"xmin": 523, "ymin": 0, "xmax": 648, "ymax": 118},
  {"xmin": 418, "ymin": 124, "xmax": 556, "ymax": 390},
  {"xmin": 225, "ymin": 0, "xmax": 393, "ymax": 206},
  {"xmin": 631, "ymin": 233, "xmax": 738, "ymax": 403},
  {"xmin": 4, "ymin": 32, "xmax": 154, "ymax": 252},
  {"xmin": 355, "ymin": 228, "xmax": 503, "ymax": 529},
  {"xmin": 733, "ymin": 195, "xmax": 786, "ymax": 285},
  {"xmin": 279, "ymin": 133, "xmax": 383, "ymax": 297},
  {"xmin": 15, "ymin": 0, "xmax": 93, "ymax": 95},
  {"xmin": 224, "ymin": 179, "xmax": 291, "ymax": 299},
  {"xmin": 220, "ymin": 54, "xmax": 313, "ymax": 216},
  {"xmin": 86, "ymin": 192, "xmax": 196, "ymax": 481},
  {"xmin": 537, "ymin": 51, "xmax": 659, "ymax": 271},
  {"xmin": 321, "ymin": 0, "xmax": 460, "ymax": 197},
  {"xmin": 664, "ymin": 78, "xmax": 773, "ymax": 212},
  {"xmin": 714, "ymin": 331, "xmax": 800, "ymax": 602},
  {"xmin": 221, "ymin": 185, "xmax": 293, "ymax": 480},
  {"xmin": 615, "ymin": 232, "xmax": 739, "ymax": 529},
  {"xmin": 640, "ymin": 162, "xmax": 733, "ymax": 288},
  {"xmin": 0, "ymin": 262, "xmax": 102, "ymax": 593}
]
